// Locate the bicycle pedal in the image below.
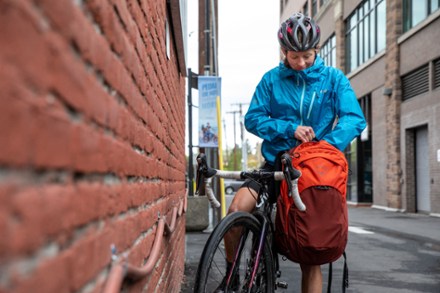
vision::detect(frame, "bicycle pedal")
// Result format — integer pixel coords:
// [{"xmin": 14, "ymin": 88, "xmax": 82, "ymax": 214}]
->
[{"xmin": 276, "ymin": 281, "xmax": 288, "ymax": 289}]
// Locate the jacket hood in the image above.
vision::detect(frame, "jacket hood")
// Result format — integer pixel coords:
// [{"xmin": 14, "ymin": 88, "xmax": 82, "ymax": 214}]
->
[{"xmin": 279, "ymin": 55, "xmax": 326, "ymax": 82}]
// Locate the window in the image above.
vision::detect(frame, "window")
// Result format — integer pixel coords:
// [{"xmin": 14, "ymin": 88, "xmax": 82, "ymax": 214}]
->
[
  {"xmin": 320, "ymin": 0, "xmax": 330, "ymax": 7},
  {"xmin": 359, "ymin": 95, "xmax": 372, "ymax": 129},
  {"xmin": 376, "ymin": 0, "xmax": 386, "ymax": 51},
  {"xmin": 320, "ymin": 34, "xmax": 336, "ymax": 67},
  {"xmin": 303, "ymin": 1, "xmax": 309, "ymax": 16},
  {"xmin": 281, "ymin": 0, "xmax": 289, "ymax": 11},
  {"xmin": 345, "ymin": 0, "xmax": 386, "ymax": 73},
  {"xmin": 312, "ymin": 0, "xmax": 318, "ymax": 17},
  {"xmin": 345, "ymin": 95, "xmax": 373, "ymax": 203},
  {"xmin": 403, "ymin": 0, "xmax": 440, "ymax": 32}
]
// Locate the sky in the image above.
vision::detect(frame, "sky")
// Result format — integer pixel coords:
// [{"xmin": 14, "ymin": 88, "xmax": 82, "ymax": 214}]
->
[{"xmin": 186, "ymin": 0, "xmax": 281, "ymax": 155}]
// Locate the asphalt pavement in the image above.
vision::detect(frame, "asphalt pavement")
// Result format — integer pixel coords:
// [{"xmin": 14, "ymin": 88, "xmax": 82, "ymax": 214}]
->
[{"xmin": 181, "ymin": 206, "xmax": 440, "ymax": 292}]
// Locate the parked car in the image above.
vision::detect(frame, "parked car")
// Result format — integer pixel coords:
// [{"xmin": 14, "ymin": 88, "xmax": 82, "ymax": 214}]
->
[{"xmin": 224, "ymin": 179, "xmax": 245, "ymax": 195}]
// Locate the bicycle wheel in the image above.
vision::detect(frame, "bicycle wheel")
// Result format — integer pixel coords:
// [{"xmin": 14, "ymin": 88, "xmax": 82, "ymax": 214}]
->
[{"xmin": 194, "ymin": 211, "xmax": 274, "ymax": 293}]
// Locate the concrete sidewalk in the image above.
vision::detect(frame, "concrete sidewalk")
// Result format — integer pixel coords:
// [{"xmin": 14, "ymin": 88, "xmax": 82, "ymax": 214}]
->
[{"xmin": 181, "ymin": 206, "xmax": 440, "ymax": 292}]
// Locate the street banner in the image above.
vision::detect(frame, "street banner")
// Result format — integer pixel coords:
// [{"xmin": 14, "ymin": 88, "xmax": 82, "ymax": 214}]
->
[{"xmin": 198, "ymin": 76, "xmax": 221, "ymax": 147}]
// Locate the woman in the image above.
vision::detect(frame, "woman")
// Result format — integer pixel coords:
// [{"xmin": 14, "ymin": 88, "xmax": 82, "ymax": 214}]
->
[{"xmin": 220, "ymin": 13, "xmax": 366, "ymax": 293}]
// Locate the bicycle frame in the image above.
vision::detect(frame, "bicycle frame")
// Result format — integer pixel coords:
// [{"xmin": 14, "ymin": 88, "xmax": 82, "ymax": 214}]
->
[
  {"xmin": 225, "ymin": 189, "xmax": 275, "ymax": 291},
  {"xmin": 251, "ymin": 212, "xmax": 270, "ymax": 289}
]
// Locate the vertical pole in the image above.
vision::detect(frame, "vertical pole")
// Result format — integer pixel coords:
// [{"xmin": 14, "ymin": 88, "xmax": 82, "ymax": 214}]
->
[
  {"xmin": 227, "ymin": 110, "xmax": 239, "ymax": 171},
  {"xmin": 216, "ymin": 96, "xmax": 226, "ymax": 218},
  {"xmin": 204, "ymin": 0, "xmax": 210, "ymax": 75},
  {"xmin": 238, "ymin": 104, "xmax": 247, "ymax": 170},
  {"xmin": 187, "ymin": 68, "xmax": 194, "ymax": 196},
  {"xmin": 223, "ymin": 119, "xmax": 229, "ymax": 164},
  {"xmin": 232, "ymin": 112, "xmax": 237, "ymax": 170}
]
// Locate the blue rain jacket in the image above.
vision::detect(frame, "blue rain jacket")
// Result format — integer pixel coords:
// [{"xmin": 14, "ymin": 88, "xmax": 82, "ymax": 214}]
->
[{"xmin": 245, "ymin": 56, "xmax": 366, "ymax": 164}]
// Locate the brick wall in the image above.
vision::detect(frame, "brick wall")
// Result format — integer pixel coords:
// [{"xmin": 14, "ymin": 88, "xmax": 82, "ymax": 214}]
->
[
  {"xmin": 334, "ymin": 0, "xmax": 345, "ymax": 71},
  {"xmin": 384, "ymin": 0, "xmax": 403, "ymax": 209},
  {"xmin": 0, "ymin": 0, "xmax": 186, "ymax": 292},
  {"xmin": 404, "ymin": 130, "xmax": 416, "ymax": 212}
]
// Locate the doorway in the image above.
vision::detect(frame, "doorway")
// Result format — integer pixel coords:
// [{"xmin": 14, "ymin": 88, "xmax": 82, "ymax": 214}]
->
[{"xmin": 415, "ymin": 126, "xmax": 430, "ymax": 213}]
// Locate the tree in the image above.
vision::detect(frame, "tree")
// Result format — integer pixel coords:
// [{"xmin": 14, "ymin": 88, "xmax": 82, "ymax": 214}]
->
[{"xmin": 222, "ymin": 141, "xmax": 263, "ymax": 171}]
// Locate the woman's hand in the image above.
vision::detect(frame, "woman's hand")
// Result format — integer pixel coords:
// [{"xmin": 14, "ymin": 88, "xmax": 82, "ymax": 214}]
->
[{"xmin": 294, "ymin": 126, "xmax": 316, "ymax": 143}]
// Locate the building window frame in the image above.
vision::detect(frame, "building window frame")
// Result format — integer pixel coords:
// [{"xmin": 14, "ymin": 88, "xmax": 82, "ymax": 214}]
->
[
  {"xmin": 303, "ymin": 1, "xmax": 309, "ymax": 16},
  {"xmin": 403, "ymin": 0, "xmax": 440, "ymax": 32},
  {"xmin": 312, "ymin": 0, "xmax": 318, "ymax": 17},
  {"xmin": 320, "ymin": 34, "xmax": 336, "ymax": 67},
  {"xmin": 345, "ymin": 0, "xmax": 386, "ymax": 73}
]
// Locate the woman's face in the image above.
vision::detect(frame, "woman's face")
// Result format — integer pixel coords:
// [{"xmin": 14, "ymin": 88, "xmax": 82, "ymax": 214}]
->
[{"xmin": 284, "ymin": 49, "xmax": 317, "ymax": 71}]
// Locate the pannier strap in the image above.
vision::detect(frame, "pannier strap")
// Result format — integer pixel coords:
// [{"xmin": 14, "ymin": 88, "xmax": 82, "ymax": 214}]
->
[{"xmin": 327, "ymin": 252, "xmax": 348, "ymax": 293}]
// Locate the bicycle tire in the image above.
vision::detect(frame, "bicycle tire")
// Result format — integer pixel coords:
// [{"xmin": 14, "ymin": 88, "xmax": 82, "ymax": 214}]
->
[{"xmin": 194, "ymin": 211, "xmax": 274, "ymax": 293}]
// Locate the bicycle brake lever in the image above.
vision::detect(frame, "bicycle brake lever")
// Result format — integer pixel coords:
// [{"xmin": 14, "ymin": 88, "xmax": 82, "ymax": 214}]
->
[
  {"xmin": 283, "ymin": 166, "xmax": 294, "ymax": 192},
  {"xmin": 195, "ymin": 153, "xmax": 218, "ymax": 195},
  {"xmin": 281, "ymin": 153, "xmax": 301, "ymax": 194},
  {"xmin": 281, "ymin": 153, "xmax": 305, "ymax": 211},
  {"xmin": 281, "ymin": 153, "xmax": 301, "ymax": 180}
]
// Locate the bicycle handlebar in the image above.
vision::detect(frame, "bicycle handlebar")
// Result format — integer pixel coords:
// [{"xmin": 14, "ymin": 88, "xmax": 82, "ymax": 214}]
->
[{"xmin": 195, "ymin": 153, "xmax": 306, "ymax": 212}]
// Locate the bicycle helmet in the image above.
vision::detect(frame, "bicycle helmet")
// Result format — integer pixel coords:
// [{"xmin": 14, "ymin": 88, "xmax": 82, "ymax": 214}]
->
[{"xmin": 278, "ymin": 13, "xmax": 320, "ymax": 51}]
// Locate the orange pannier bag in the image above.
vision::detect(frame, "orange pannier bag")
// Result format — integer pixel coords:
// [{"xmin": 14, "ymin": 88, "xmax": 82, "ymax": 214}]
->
[{"xmin": 274, "ymin": 140, "xmax": 349, "ymax": 266}]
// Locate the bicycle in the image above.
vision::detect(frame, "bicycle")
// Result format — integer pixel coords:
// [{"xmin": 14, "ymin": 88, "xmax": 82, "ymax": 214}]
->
[{"xmin": 193, "ymin": 153, "xmax": 306, "ymax": 293}]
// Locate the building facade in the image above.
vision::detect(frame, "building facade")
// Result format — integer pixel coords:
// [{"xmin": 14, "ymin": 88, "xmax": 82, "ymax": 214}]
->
[{"xmin": 280, "ymin": 0, "xmax": 440, "ymax": 215}]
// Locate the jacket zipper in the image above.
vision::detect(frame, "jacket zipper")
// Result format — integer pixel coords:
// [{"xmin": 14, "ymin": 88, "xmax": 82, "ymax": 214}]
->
[
  {"xmin": 306, "ymin": 92, "xmax": 316, "ymax": 120},
  {"xmin": 299, "ymin": 77, "xmax": 316, "ymax": 124},
  {"xmin": 299, "ymin": 77, "xmax": 306, "ymax": 125}
]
